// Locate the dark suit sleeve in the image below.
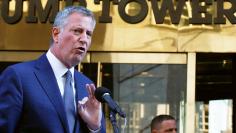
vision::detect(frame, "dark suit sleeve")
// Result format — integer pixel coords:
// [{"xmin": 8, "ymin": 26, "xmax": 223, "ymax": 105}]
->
[
  {"xmin": 100, "ymin": 112, "xmax": 106, "ymax": 133},
  {"xmin": 0, "ymin": 66, "xmax": 23, "ymax": 133}
]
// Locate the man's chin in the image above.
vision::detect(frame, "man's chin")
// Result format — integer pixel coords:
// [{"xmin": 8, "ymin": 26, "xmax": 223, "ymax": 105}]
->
[{"xmin": 72, "ymin": 56, "xmax": 83, "ymax": 65}]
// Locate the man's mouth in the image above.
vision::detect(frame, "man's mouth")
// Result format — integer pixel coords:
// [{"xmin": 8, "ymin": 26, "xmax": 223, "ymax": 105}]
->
[{"xmin": 76, "ymin": 47, "xmax": 85, "ymax": 53}]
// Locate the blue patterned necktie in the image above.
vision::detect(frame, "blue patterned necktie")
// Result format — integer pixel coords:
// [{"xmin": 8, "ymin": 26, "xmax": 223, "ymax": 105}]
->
[{"xmin": 64, "ymin": 70, "xmax": 75, "ymax": 133}]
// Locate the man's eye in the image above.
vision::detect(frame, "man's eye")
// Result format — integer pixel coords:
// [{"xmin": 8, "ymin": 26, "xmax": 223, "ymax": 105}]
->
[
  {"xmin": 73, "ymin": 29, "xmax": 80, "ymax": 34},
  {"xmin": 86, "ymin": 31, "xmax": 92, "ymax": 37}
]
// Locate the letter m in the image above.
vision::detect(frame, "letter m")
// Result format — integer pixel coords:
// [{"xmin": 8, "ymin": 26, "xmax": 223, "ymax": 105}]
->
[{"xmin": 26, "ymin": 0, "xmax": 59, "ymax": 23}]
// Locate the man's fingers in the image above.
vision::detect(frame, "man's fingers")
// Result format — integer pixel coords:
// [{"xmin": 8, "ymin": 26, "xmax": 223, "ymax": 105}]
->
[
  {"xmin": 77, "ymin": 97, "xmax": 88, "ymax": 112},
  {"xmin": 86, "ymin": 84, "xmax": 96, "ymax": 98}
]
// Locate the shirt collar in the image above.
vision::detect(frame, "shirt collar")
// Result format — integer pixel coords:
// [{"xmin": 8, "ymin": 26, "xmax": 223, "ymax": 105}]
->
[{"xmin": 46, "ymin": 49, "xmax": 74, "ymax": 79}]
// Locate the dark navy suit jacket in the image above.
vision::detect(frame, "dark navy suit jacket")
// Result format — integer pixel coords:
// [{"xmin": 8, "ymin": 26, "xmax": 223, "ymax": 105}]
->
[{"xmin": 0, "ymin": 54, "xmax": 106, "ymax": 133}]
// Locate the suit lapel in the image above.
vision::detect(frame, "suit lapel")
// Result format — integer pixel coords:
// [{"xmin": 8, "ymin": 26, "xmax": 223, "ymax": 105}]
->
[
  {"xmin": 74, "ymin": 71, "xmax": 90, "ymax": 132},
  {"xmin": 33, "ymin": 54, "xmax": 70, "ymax": 133},
  {"xmin": 74, "ymin": 71, "xmax": 89, "ymax": 101}
]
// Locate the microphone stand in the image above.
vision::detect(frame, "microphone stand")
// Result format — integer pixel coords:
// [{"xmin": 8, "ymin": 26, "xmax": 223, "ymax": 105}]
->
[{"xmin": 109, "ymin": 110, "xmax": 119, "ymax": 133}]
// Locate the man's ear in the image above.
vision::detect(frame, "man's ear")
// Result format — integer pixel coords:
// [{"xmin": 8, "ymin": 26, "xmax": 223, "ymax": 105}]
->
[{"xmin": 52, "ymin": 27, "xmax": 60, "ymax": 44}]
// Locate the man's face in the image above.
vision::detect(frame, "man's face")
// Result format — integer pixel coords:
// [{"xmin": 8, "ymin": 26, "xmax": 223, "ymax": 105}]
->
[
  {"xmin": 52, "ymin": 12, "xmax": 95, "ymax": 68},
  {"xmin": 153, "ymin": 120, "xmax": 177, "ymax": 133}
]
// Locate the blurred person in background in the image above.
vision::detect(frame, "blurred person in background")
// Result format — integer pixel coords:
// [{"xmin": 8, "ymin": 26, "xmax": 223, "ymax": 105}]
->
[{"xmin": 151, "ymin": 114, "xmax": 177, "ymax": 133}]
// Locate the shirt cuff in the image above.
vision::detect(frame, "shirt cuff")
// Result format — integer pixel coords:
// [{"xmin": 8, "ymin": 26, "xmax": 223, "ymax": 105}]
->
[{"xmin": 88, "ymin": 126, "xmax": 101, "ymax": 133}]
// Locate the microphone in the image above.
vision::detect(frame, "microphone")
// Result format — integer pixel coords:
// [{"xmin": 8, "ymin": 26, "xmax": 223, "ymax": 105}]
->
[{"xmin": 95, "ymin": 87, "xmax": 126, "ymax": 118}]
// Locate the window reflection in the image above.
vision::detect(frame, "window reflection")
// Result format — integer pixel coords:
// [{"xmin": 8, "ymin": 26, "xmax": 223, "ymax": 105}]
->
[{"xmin": 101, "ymin": 63, "xmax": 187, "ymax": 133}]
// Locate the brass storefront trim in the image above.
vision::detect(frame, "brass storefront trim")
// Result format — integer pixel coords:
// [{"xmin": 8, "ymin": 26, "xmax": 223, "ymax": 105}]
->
[
  {"xmin": 90, "ymin": 52, "xmax": 187, "ymax": 64},
  {"xmin": 96, "ymin": 62, "xmax": 102, "ymax": 87},
  {"xmin": 185, "ymin": 52, "xmax": 196, "ymax": 133},
  {"xmin": 0, "ymin": 51, "xmax": 186, "ymax": 64},
  {"xmin": 0, "ymin": 51, "xmax": 91, "ymax": 63}
]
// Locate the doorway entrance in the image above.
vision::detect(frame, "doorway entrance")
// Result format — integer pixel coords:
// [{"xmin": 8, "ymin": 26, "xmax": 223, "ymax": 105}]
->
[
  {"xmin": 80, "ymin": 52, "xmax": 188, "ymax": 133},
  {"xmin": 195, "ymin": 53, "xmax": 236, "ymax": 133}
]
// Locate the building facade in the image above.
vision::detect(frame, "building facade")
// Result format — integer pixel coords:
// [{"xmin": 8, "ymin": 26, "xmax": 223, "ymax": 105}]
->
[{"xmin": 1, "ymin": 0, "xmax": 236, "ymax": 132}]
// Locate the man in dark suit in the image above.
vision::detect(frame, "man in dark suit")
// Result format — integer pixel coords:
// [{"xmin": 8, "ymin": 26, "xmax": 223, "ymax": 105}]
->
[{"xmin": 0, "ymin": 6, "xmax": 106, "ymax": 133}]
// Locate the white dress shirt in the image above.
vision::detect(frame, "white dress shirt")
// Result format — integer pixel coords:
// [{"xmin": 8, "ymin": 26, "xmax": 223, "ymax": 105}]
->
[{"xmin": 46, "ymin": 49, "xmax": 76, "ymax": 100}]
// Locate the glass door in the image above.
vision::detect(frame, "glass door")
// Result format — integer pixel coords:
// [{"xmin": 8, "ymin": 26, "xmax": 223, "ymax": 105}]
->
[{"xmin": 80, "ymin": 52, "xmax": 188, "ymax": 133}]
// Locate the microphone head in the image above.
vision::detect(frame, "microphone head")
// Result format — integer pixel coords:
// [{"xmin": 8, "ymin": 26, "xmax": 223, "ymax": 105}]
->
[{"xmin": 95, "ymin": 87, "xmax": 111, "ymax": 103}]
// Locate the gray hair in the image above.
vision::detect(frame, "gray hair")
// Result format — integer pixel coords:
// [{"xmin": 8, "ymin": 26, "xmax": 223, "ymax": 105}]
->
[
  {"xmin": 53, "ymin": 6, "xmax": 96, "ymax": 30},
  {"xmin": 50, "ymin": 6, "xmax": 96, "ymax": 45}
]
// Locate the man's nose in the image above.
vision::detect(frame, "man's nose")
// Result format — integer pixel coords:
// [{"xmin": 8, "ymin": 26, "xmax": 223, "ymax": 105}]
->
[{"xmin": 78, "ymin": 32, "xmax": 88, "ymax": 44}]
